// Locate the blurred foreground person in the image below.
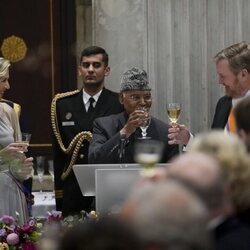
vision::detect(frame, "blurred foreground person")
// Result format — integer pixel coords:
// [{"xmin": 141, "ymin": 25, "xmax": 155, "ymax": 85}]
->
[
  {"xmin": 234, "ymin": 96, "xmax": 250, "ymax": 152},
  {"xmin": 122, "ymin": 180, "xmax": 212, "ymax": 250},
  {"xmin": 188, "ymin": 131, "xmax": 250, "ymax": 249},
  {"xmin": 57, "ymin": 217, "xmax": 142, "ymax": 250}
]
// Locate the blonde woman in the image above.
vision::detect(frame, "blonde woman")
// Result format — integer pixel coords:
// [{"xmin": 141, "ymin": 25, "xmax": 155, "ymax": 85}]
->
[{"xmin": 0, "ymin": 57, "xmax": 33, "ymax": 224}]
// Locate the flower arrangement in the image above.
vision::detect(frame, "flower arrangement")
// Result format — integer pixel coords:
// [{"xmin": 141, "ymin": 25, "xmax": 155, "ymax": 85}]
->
[
  {"xmin": 0, "ymin": 215, "xmax": 41, "ymax": 250},
  {"xmin": 0, "ymin": 210, "xmax": 98, "ymax": 250}
]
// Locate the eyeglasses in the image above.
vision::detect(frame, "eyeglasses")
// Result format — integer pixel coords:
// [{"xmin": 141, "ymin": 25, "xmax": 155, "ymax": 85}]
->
[{"xmin": 126, "ymin": 94, "xmax": 152, "ymax": 102}]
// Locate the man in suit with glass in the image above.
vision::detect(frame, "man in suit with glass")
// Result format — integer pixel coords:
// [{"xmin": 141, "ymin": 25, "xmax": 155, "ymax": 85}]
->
[{"xmin": 168, "ymin": 41, "xmax": 250, "ymax": 145}]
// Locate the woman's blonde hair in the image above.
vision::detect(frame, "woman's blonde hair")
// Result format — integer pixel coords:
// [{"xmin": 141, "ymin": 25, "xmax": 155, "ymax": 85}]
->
[
  {"xmin": 0, "ymin": 57, "xmax": 10, "ymax": 80},
  {"xmin": 190, "ymin": 130, "xmax": 250, "ymax": 213}
]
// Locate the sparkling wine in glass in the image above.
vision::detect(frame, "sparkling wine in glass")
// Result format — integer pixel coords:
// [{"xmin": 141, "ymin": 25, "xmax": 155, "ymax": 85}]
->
[
  {"xmin": 134, "ymin": 140, "xmax": 164, "ymax": 177},
  {"xmin": 167, "ymin": 103, "xmax": 182, "ymax": 153},
  {"xmin": 167, "ymin": 103, "xmax": 181, "ymax": 126},
  {"xmin": 136, "ymin": 106, "xmax": 151, "ymax": 139}
]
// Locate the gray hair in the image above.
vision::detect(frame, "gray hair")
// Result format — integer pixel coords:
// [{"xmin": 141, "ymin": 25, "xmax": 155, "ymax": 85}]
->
[
  {"xmin": 124, "ymin": 180, "xmax": 212, "ymax": 250},
  {"xmin": 168, "ymin": 152, "xmax": 225, "ymax": 212}
]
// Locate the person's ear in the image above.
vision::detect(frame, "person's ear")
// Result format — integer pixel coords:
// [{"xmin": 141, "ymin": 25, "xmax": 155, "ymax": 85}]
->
[
  {"xmin": 119, "ymin": 93, "xmax": 124, "ymax": 104},
  {"xmin": 238, "ymin": 128, "xmax": 247, "ymax": 141},
  {"xmin": 78, "ymin": 66, "xmax": 82, "ymax": 76},
  {"xmin": 104, "ymin": 66, "xmax": 110, "ymax": 76},
  {"xmin": 239, "ymin": 69, "xmax": 249, "ymax": 81}
]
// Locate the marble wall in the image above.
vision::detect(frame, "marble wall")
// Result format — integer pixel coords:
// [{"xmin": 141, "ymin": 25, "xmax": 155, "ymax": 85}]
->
[{"xmin": 76, "ymin": 0, "xmax": 250, "ymax": 134}]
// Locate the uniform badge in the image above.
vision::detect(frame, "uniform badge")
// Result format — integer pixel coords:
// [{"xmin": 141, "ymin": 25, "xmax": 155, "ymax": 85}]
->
[{"xmin": 65, "ymin": 112, "xmax": 72, "ymax": 120}]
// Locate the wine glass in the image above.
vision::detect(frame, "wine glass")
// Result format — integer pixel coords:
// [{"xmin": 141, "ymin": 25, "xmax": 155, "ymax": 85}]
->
[
  {"xmin": 15, "ymin": 132, "xmax": 32, "ymax": 153},
  {"xmin": 167, "ymin": 103, "xmax": 182, "ymax": 153},
  {"xmin": 134, "ymin": 140, "xmax": 164, "ymax": 177},
  {"xmin": 167, "ymin": 103, "xmax": 181, "ymax": 127},
  {"xmin": 36, "ymin": 156, "xmax": 45, "ymax": 194},
  {"xmin": 136, "ymin": 106, "xmax": 151, "ymax": 139}
]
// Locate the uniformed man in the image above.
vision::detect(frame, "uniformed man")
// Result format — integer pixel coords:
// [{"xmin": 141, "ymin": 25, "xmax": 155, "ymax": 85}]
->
[{"xmin": 51, "ymin": 46, "xmax": 123, "ymax": 216}]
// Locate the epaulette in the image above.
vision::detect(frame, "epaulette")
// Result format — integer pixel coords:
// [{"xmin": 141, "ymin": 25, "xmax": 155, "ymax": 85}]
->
[
  {"xmin": 50, "ymin": 89, "xmax": 92, "ymax": 181},
  {"xmin": 52, "ymin": 89, "xmax": 80, "ymax": 102}
]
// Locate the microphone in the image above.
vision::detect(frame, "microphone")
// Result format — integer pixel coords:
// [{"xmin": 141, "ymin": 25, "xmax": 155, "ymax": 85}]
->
[{"xmin": 119, "ymin": 134, "xmax": 127, "ymax": 162}]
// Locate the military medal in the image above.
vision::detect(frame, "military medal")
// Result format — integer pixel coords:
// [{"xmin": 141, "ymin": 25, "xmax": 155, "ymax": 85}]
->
[{"xmin": 65, "ymin": 112, "xmax": 72, "ymax": 120}]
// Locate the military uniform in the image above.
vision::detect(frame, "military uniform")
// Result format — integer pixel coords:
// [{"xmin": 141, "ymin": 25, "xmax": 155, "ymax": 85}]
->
[{"xmin": 51, "ymin": 88, "xmax": 123, "ymax": 216}]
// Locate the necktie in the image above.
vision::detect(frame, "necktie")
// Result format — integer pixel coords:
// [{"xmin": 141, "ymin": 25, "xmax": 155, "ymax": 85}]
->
[
  {"xmin": 87, "ymin": 97, "xmax": 95, "ymax": 115},
  {"xmin": 226, "ymin": 108, "xmax": 236, "ymax": 133}
]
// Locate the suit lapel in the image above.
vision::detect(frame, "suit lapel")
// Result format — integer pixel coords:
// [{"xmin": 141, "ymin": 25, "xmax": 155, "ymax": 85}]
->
[
  {"xmin": 212, "ymin": 96, "xmax": 232, "ymax": 129},
  {"xmin": 71, "ymin": 88, "xmax": 117, "ymax": 131},
  {"xmin": 94, "ymin": 88, "xmax": 112, "ymax": 115}
]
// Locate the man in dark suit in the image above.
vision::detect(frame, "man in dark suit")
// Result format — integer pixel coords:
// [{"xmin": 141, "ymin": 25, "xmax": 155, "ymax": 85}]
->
[
  {"xmin": 88, "ymin": 67, "xmax": 178, "ymax": 164},
  {"xmin": 51, "ymin": 46, "xmax": 123, "ymax": 216},
  {"xmin": 168, "ymin": 41, "xmax": 250, "ymax": 145}
]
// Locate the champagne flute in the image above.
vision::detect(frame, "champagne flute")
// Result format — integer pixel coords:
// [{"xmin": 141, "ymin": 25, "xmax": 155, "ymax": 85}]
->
[
  {"xmin": 167, "ymin": 103, "xmax": 181, "ymax": 127},
  {"xmin": 136, "ymin": 106, "xmax": 151, "ymax": 139},
  {"xmin": 167, "ymin": 103, "xmax": 182, "ymax": 153}
]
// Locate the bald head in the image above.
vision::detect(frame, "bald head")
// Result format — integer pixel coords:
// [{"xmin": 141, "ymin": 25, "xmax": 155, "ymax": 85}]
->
[
  {"xmin": 168, "ymin": 152, "xmax": 225, "ymax": 212},
  {"xmin": 122, "ymin": 180, "xmax": 211, "ymax": 250},
  {"xmin": 169, "ymin": 152, "xmax": 220, "ymax": 188}
]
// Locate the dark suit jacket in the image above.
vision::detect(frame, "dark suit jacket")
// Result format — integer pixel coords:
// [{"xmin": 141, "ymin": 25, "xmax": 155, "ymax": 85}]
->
[
  {"xmin": 52, "ymin": 88, "xmax": 123, "ymax": 215},
  {"xmin": 211, "ymin": 95, "xmax": 232, "ymax": 129},
  {"xmin": 88, "ymin": 112, "xmax": 179, "ymax": 164},
  {"xmin": 213, "ymin": 215, "xmax": 250, "ymax": 250}
]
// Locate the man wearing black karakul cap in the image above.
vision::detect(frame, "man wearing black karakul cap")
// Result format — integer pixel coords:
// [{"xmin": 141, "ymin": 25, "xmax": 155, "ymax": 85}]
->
[{"xmin": 88, "ymin": 67, "xmax": 179, "ymax": 163}]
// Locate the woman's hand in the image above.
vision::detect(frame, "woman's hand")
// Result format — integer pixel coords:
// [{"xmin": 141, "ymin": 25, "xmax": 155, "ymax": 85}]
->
[
  {"xmin": 0, "ymin": 142, "xmax": 29, "ymax": 156},
  {"xmin": 10, "ymin": 157, "xmax": 34, "ymax": 181}
]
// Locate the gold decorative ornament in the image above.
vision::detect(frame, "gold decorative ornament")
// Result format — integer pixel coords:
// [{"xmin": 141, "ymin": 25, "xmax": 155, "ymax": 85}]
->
[
  {"xmin": 1, "ymin": 35, "xmax": 27, "ymax": 62},
  {"xmin": 51, "ymin": 90, "xmax": 93, "ymax": 181}
]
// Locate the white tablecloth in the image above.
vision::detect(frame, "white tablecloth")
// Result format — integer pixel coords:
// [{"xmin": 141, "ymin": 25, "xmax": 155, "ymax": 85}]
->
[{"xmin": 32, "ymin": 192, "xmax": 56, "ymax": 218}]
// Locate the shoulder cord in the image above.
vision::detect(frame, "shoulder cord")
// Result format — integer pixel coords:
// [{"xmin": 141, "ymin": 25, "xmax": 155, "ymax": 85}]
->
[{"xmin": 51, "ymin": 90, "xmax": 93, "ymax": 181}]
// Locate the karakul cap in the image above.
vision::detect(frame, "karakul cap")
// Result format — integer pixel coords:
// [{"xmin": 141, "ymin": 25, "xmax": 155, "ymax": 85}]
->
[{"xmin": 120, "ymin": 67, "xmax": 151, "ymax": 91}]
